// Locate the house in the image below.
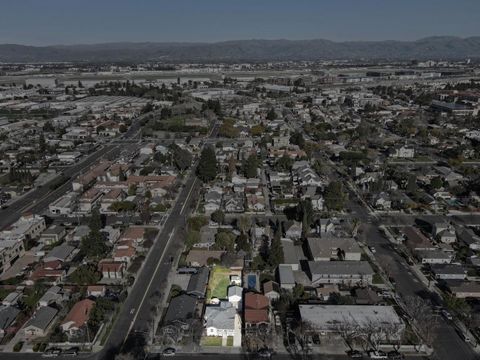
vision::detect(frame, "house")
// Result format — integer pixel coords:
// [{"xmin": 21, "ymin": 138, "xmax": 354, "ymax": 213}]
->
[
  {"xmin": 457, "ymin": 227, "xmax": 480, "ymax": 250},
  {"xmin": 447, "ymin": 281, "xmax": 480, "ymax": 299},
  {"xmin": 244, "ymin": 292, "xmax": 270, "ymax": 328},
  {"xmin": 315, "ymin": 285, "xmax": 339, "ymax": 301},
  {"xmin": 1, "ymin": 292, "xmax": 21, "ymax": 306},
  {"xmin": 38, "ymin": 286, "xmax": 65, "ymax": 307},
  {"xmin": 223, "ymin": 194, "xmax": 245, "ymax": 213},
  {"xmin": 390, "ymin": 145, "xmax": 414, "ymax": 158},
  {"xmin": 354, "ymin": 288, "xmax": 382, "ymax": 305},
  {"xmin": 246, "ymin": 194, "xmax": 265, "ymax": 212},
  {"xmin": 281, "ymin": 238, "xmax": 306, "ymax": 271},
  {"xmin": 204, "ymin": 190, "xmax": 222, "ymax": 213},
  {"xmin": 44, "ymin": 243, "xmax": 75, "ymax": 263},
  {"xmin": 298, "ymin": 305, "xmax": 404, "ymax": 338},
  {"xmin": 317, "ymin": 219, "xmax": 335, "ymax": 235},
  {"xmin": 227, "ymin": 286, "xmax": 243, "ymax": 308},
  {"xmin": 162, "ymin": 294, "xmax": 198, "ymax": 342},
  {"xmin": 403, "ymin": 227, "xmax": 436, "ymax": 252},
  {"xmin": 194, "ymin": 226, "xmax": 217, "ymax": 249},
  {"xmin": 204, "ymin": 301, "xmax": 238, "ymax": 338},
  {"xmin": 308, "ymin": 261, "xmax": 374, "ymax": 286},
  {"xmin": 431, "ymin": 264, "xmax": 467, "ymax": 280},
  {"xmin": 278, "ymin": 264, "xmax": 296, "ymax": 290},
  {"xmin": 373, "ymin": 192, "xmax": 391, "ymax": 210},
  {"xmin": 60, "ymin": 299, "xmax": 95, "ymax": 336},
  {"xmin": 285, "ymin": 221, "xmax": 303, "ymax": 240},
  {"xmin": 186, "ymin": 267, "xmax": 210, "ymax": 298},
  {"xmin": 307, "ymin": 237, "xmax": 362, "ymax": 261},
  {"xmin": 416, "ymin": 250, "xmax": 453, "ymax": 264},
  {"xmin": 263, "ymin": 281, "xmax": 280, "ymax": 302},
  {"xmin": 119, "ymin": 226, "xmax": 145, "ymax": 245},
  {"xmin": 40, "ymin": 225, "xmax": 66, "ymax": 246},
  {"xmin": 437, "ymin": 229, "xmax": 456, "ymax": 244},
  {"xmin": 112, "ymin": 244, "xmax": 136, "ymax": 265},
  {"xmin": 87, "ymin": 285, "xmax": 106, "ymax": 298},
  {"xmin": 0, "ymin": 306, "xmax": 20, "ymax": 338},
  {"xmin": 185, "ymin": 250, "xmax": 225, "ymax": 267},
  {"xmin": 23, "ymin": 306, "xmax": 58, "ymax": 340},
  {"xmin": 98, "ymin": 260, "xmax": 125, "ymax": 280}
]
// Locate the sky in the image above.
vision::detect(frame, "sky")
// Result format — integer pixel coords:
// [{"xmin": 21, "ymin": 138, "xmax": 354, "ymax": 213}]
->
[{"xmin": 1, "ymin": 0, "xmax": 479, "ymax": 45}]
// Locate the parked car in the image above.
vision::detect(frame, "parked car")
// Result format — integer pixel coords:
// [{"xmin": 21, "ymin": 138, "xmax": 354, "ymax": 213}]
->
[
  {"xmin": 368, "ymin": 350, "xmax": 388, "ymax": 359},
  {"xmin": 387, "ymin": 351, "xmax": 404, "ymax": 359},
  {"xmin": 42, "ymin": 348, "xmax": 61, "ymax": 357},
  {"xmin": 63, "ymin": 347, "xmax": 79, "ymax": 356},
  {"xmin": 257, "ymin": 348, "xmax": 272, "ymax": 358},
  {"xmin": 441, "ymin": 309, "xmax": 453, "ymax": 320},
  {"xmin": 162, "ymin": 347, "xmax": 176, "ymax": 356},
  {"xmin": 347, "ymin": 349, "xmax": 364, "ymax": 358}
]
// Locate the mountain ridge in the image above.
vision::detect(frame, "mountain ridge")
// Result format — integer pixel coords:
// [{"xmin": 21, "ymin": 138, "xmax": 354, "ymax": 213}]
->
[{"xmin": 1, "ymin": 36, "xmax": 480, "ymax": 63}]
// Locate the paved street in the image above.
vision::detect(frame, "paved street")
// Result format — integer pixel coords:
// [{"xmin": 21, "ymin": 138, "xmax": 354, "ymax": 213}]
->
[{"xmin": 348, "ymin": 191, "xmax": 478, "ymax": 360}]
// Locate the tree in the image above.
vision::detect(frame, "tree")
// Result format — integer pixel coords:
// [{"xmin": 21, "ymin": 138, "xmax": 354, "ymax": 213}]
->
[
  {"xmin": 237, "ymin": 216, "xmax": 251, "ymax": 234},
  {"xmin": 236, "ymin": 233, "xmax": 251, "ymax": 252},
  {"xmin": 128, "ymin": 184, "xmax": 137, "ymax": 196},
  {"xmin": 38, "ymin": 133, "xmax": 46, "ymax": 153},
  {"xmin": 431, "ymin": 176, "xmax": 443, "ymax": 189},
  {"xmin": 251, "ymin": 124, "xmax": 265, "ymax": 137},
  {"xmin": 324, "ymin": 181, "xmax": 347, "ymax": 211},
  {"xmin": 290, "ymin": 131, "xmax": 305, "ymax": 149},
  {"xmin": 243, "ymin": 154, "xmax": 259, "ymax": 178},
  {"xmin": 275, "ymin": 155, "xmax": 293, "ymax": 172},
  {"xmin": 296, "ymin": 199, "xmax": 313, "ymax": 233},
  {"xmin": 69, "ymin": 263, "xmax": 101, "ymax": 285},
  {"xmin": 269, "ymin": 225, "xmax": 284, "ymax": 267},
  {"xmin": 81, "ymin": 230, "xmax": 109, "ymax": 259},
  {"xmin": 227, "ymin": 155, "xmax": 237, "ymax": 176},
  {"xmin": 213, "ymin": 231, "xmax": 235, "ymax": 252},
  {"xmin": 169, "ymin": 144, "xmax": 192, "ymax": 171},
  {"xmin": 266, "ymin": 107, "xmax": 276, "ymax": 120},
  {"xmin": 210, "ymin": 210, "xmax": 225, "ymax": 225},
  {"xmin": 196, "ymin": 146, "xmax": 217, "ymax": 182}
]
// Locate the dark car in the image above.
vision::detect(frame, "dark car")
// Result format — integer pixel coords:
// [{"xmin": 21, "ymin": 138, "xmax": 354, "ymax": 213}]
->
[
  {"xmin": 162, "ymin": 347, "xmax": 176, "ymax": 356},
  {"xmin": 257, "ymin": 348, "xmax": 272, "ymax": 358},
  {"xmin": 387, "ymin": 350, "xmax": 404, "ymax": 359},
  {"xmin": 347, "ymin": 349, "xmax": 364, "ymax": 358},
  {"xmin": 63, "ymin": 347, "xmax": 79, "ymax": 356}
]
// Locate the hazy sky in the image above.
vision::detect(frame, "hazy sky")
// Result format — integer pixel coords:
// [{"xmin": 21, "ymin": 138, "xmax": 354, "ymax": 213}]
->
[{"xmin": 1, "ymin": 0, "xmax": 479, "ymax": 45}]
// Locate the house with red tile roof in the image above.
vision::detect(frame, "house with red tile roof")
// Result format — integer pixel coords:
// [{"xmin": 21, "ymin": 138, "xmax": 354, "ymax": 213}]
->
[
  {"xmin": 60, "ymin": 299, "xmax": 95, "ymax": 336},
  {"xmin": 244, "ymin": 292, "xmax": 270, "ymax": 327},
  {"xmin": 98, "ymin": 259, "xmax": 125, "ymax": 280}
]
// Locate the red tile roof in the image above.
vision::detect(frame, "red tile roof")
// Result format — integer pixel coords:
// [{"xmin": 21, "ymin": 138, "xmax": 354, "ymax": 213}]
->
[{"xmin": 61, "ymin": 299, "xmax": 95, "ymax": 329}]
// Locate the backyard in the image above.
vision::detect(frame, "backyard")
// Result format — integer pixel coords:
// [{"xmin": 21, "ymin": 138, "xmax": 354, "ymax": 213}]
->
[{"xmin": 207, "ymin": 266, "xmax": 231, "ymax": 300}]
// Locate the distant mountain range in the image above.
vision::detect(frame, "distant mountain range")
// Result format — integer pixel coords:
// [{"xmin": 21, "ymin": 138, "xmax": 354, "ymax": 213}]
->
[{"xmin": 1, "ymin": 36, "xmax": 480, "ymax": 63}]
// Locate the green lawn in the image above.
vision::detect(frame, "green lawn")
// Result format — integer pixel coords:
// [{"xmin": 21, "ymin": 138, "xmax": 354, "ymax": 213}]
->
[
  {"xmin": 208, "ymin": 267, "xmax": 231, "ymax": 300},
  {"xmin": 201, "ymin": 336, "xmax": 222, "ymax": 346},
  {"xmin": 226, "ymin": 336, "xmax": 234, "ymax": 347}
]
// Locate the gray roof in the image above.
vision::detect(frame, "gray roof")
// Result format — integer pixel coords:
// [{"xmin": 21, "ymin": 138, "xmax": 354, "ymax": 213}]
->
[
  {"xmin": 186, "ymin": 267, "xmax": 210, "ymax": 298},
  {"xmin": 307, "ymin": 237, "xmax": 361, "ymax": 260},
  {"xmin": 227, "ymin": 285, "xmax": 243, "ymax": 298},
  {"xmin": 24, "ymin": 306, "xmax": 58, "ymax": 330},
  {"xmin": 278, "ymin": 264, "xmax": 295, "ymax": 285},
  {"xmin": 164, "ymin": 294, "xmax": 197, "ymax": 324},
  {"xmin": 0, "ymin": 306, "xmax": 20, "ymax": 330},
  {"xmin": 431, "ymin": 264, "xmax": 466, "ymax": 275},
  {"xmin": 45, "ymin": 243, "xmax": 75, "ymax": 262},
  {"xmin": 204, "ymin": 302, "xmax": 236, "ymax": 330},
  {"xmin": 308, "ymin": 261, "xmax": 374, "ymax": 276},
  {"xmin": 299, "ymin": 304, "xmax": 402, "ymax": 330},
  {"xmin": 281, "ymin": 238, "xmax": 306, "ymax": 265}
]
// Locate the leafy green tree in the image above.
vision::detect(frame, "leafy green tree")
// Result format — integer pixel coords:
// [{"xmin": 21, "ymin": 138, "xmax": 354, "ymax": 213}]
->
[
  {"xmin": 242, "ymin": 154, "xmax": 259, "ymax": 178},
  {"xmin": 197, "ymin": 146, "xmax": 218, "ymax": 182},
  {"xmin": 431, "ymin": 176, "xmax": 443, "ymax": 189},
  {"xmin": 275, "ymin": 155, "xmax": 294, "ymax": 172},
  {"xmin": 69, "ymin": 263, "xmax": 101, "ymax": 285},
  {"xmin": 211, "ymin": 210, "xmax": 225, "ymax": 224},
  {"xmin": 269, "ymin": 223, "xmax": 284, "ymax": 267},
  {"xmin": 406, "ymin": 175, "xmax": 418, "ymax": 195},
  {"xmin": 236, "ymin": 233, "xmax": 251, "ymax": 252},
  {"xmin": 213, "ymin": 231, "xmax": 236, "ymax": 252},
  {"xmin": 128, "ymin": 184, "xmax": 137, "ymax": 196},
  {"xmin": 266, "ymin": 107, "xmax": 276, "ymax": 120},
  {"xmin": 324, "ymin": 181, "xmax": 347, "ymax": 211},
  {"xmin": 289, "ymin": 131, "xmax": 305, "ymax": 149},
  {"xmin": 296, "ymin": 199, "xmax": 314, "ymax": 233},
  {"xmin": 169, "ymin": 144, "xmax": 192, "ymax": 171}
]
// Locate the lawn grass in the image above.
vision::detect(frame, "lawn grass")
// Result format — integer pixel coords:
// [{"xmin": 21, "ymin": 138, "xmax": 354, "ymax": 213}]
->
[
  {"xmin": 208, "ymin": 266, "xmax": 231, "ymax": 300},
  {"xmin": 201, "ymin": 336, "xmax": 222, "ymax": 346},
  {"xmin": 226, "ymin": 336, "xmax": 234, "ymax": 347}
]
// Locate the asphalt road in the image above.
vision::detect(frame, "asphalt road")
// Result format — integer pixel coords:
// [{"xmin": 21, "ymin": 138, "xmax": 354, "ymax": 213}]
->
[{"xmin": 348, "ymin": 195, "xmax": 478, "ymax": 360}]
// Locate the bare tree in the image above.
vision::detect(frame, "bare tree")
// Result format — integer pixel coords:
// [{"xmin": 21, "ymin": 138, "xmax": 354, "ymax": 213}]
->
[
  {"xmin": 404, "ymin": 296, "xmax": 439, "ymax": 346},
  {"xmin": 290, "ymin": 319, "xmax": 315, "ymax": 359},
  {"xmin": 335, "ymin": 318, "xmax": 362, "ymax": 350}
]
